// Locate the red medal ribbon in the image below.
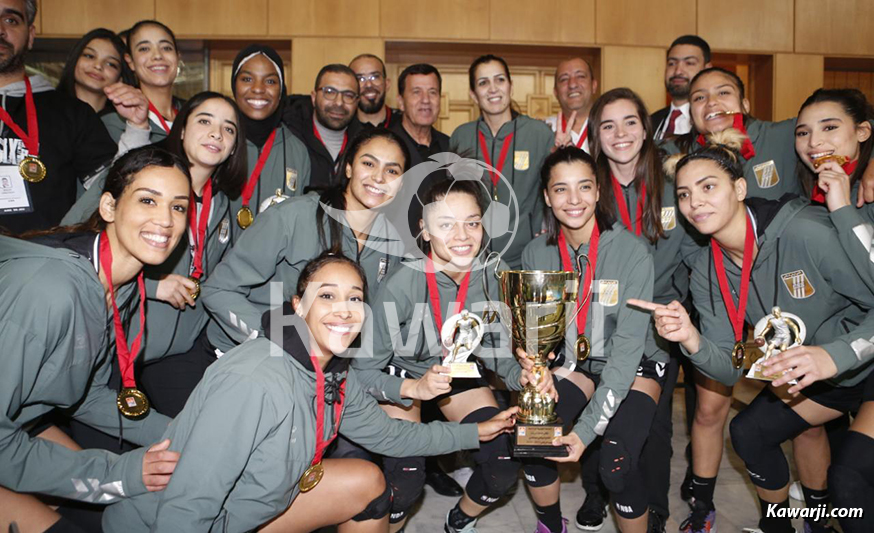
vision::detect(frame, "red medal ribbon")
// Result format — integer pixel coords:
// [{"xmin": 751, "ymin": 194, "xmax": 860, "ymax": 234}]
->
[
  {"xmin": 558, "ymin": 224, "xmax": 599, "ymax": 338},
  {"xmin": 312, "ymin": 117, "xmax": 348, "ymax": 159},
  {"xmin": 425, "ymin": 253, "xmax": 472, "ymax": 355},
  {"xmin": 696, "ymin": 113, "xmax": 755, "ymax": 160},
  {"xmin": 0, "ymin": 77, "xmax": 39, "ymax": 157},
  {"xmin": 611, "ymin": 175, "xmax": 646, "ymax": 236},
  {"xmin": 99, "ymin": 232, "xmax": 146, "ymax": 389},
  {"xmin": 711, "ymin": 213, "xmax": 755, "ymax": 344},
  {"xmin": 240, "ymin": 129, "xmax": 277, "ymax": 210},
  {"xmin": 188, "ymin": 179, "xmax": 213, "ymax": 280},
  {"xmin": 147, "ymin": 100, "xmax": 174, "ymax": 135},
  {"xmin": 560, "ymin": 115, "xmax": 588, "ymax": 150},
  {"xmin": 478, "ymin": 130, "xmax": 515, "ymax": 192},
  {"xmin": 811, "ymin": 159, "xmax": 858, "ymax": 204},
  {"xmin": 310, "ymin": 352, "xmax": 346, "ymax": 466}
]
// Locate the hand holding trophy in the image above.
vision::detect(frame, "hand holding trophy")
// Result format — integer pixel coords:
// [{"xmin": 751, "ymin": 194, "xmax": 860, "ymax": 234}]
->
[{"xmin": 750, "ymin": 306, "xmax": 804, "ymax": 383}]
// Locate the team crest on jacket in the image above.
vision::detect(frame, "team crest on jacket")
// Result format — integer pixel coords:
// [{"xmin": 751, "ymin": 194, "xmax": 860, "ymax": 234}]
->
[
  {"xmin": 514, "ymin": 151, "xmax": 529, "ymax": 171},
  {"xmin": 661, "ymin": 207, "xmax": 676, "ymax": 231},
  {"xmin": 781, "ymin": 270, "xmax": 815, "ymax": 299},
  {"xmin": 218, "ymin": 217, "xmax": 230, "ymax": 244},
  {"xmin": 753, "ymin": 160, "xmax": 780, "ymax": 189},
  {"xmin": 598, "ymin": 280, "xmax": 619, "ymax": 307},
  {"xmin": 286, "ymin": 168, "xmax": 298, "ymax": 191}
]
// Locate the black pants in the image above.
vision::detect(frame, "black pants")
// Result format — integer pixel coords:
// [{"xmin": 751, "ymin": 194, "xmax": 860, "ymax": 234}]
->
[{"xmin": 139, "ymin": 329, "xmax": 218, "ymax": 418}]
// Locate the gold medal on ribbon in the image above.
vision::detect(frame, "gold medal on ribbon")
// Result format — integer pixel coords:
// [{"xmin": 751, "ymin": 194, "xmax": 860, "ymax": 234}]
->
[
  {"xmin": 117, "ymin": 387, "xmax": 150, "ymax": 419},
  {"xmin": 731, "ymin": 341, "xmax": 745, "ymax": 370},
  {"xmin": 236, "ymin": 206, "xmax": 254, "ymax": 229},
  {"xmin": 188, "ymin": 276, "xmax": 201, "ymax": 300},
  {"xmin": 299, "ymin": 462, "xmax": 324, "ymax": 493},
  {"xmin": 575, "ymin": 334, "xmax": 591, "ymax": 362},
  {"xmin": 19, "ymin": 155, "xmax": 46, "ymax": 183}
]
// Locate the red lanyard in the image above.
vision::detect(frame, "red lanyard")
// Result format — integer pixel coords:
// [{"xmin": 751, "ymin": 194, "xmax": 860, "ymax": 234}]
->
[
  {"xmin": 811, "ymin": 159, "xmax": 858, "ymax": 203},
  {"xmin": 0, "ymin": 77, "xmax": 39, "ymax": 156},
  {"xmin": 478, "ymin": 130, "xmax": 515, "ymax": 190},
  {"xmin": 312, "ymin": 117, "xmax": 348, "ymax": 158},
  {"xmin": 98, "ymin": 232, "xmax": 146, "ymax": 390},
  {"xmin": 240, "ymin": 129, "xmax": 277, "ymax": 209},
  {"xmin": 383, "ymin": 107, "xmax": 392, "ymax": 127},
  {"xmin": 696, "ymin": 113, "xmax": 755, "ymax": 160},
  {"xmin": 711, "ymin": 213, "xmax": 755, "ymax": 344},
  {"xmin": 147, "ymin": 100, "xmax": 174, "ymax": 135},
  {"xmin": 611, "ymin": 175, "xmax": 646, "ymax": 236},
  {"xmin": 310, "ymin": 352, "xmax": 346, "ymax": 466},
  {"xmin": 558, "ymin": 224, "xmax": 599, "ymax": 337},
  {"xmin": 560, "ymin": 115, "xmax": 588, "ymax": 149},
  {"xmin": 188, "ymin": 179, "xmax": 213, "ymax": 280},
  {"xmin": 425, "ymin": 253, "xmax": 472, "ymax": 352}
]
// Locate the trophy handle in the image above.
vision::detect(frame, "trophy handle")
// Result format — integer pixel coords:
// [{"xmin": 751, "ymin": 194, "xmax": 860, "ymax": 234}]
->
[
  {"xmin": 567, "ymin": 253, "xmax": 592, "ymax": 324},
  {"xmin": 485, "ymin": 251, "xmax": 502, "ymax": 280},
  {"xmin": 482, "ymin": 251, "xmax": 502, "ymax": 323}
]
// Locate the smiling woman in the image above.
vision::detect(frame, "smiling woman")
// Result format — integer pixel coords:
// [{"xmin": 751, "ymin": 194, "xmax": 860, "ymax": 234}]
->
[{"xmin": 56, "ymin": 28, "xmax": 134, "ymax": 114}]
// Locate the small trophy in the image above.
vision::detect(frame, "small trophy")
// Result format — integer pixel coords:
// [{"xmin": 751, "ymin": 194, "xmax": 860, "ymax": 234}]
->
[
  {"xmin": 259, "ymin": 188, "xmax": 290, "ymax": 212},
  {"xmin": 749, "ymin": 306, "xmax": 805, "ymax": 383},
  {"xmin": 487, "ymin": 252, "xmax": 586, "ymax": 457},
  {"xmin": 441, "ymin": 309, "xmax": 485, "ymax": 378}
]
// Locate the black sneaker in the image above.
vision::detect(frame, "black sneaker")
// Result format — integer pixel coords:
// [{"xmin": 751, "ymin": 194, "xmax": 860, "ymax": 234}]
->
[
  {"xmin": 648, "ymin": 510, "xmax": 667, "ymax": 533},
  {"xmin": 575, "ymin": 492, "xmax": 607, "ymax": 531},
  {"xmin": 680, "ymin": 467, "xmax": 694, "ymax": 506},
  {"xmin": 679, "ymin": 500, "xmax": 716, "ymax": 533}
]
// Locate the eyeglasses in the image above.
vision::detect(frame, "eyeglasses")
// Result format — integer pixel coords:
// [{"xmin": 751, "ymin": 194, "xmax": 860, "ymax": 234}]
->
[
  {"xmin": 317, "ymin": 86, "xmax": 358, "ymax": 104},
  {"xmin": 355, "ymin": 72, "xmax": 383, "ymax": 84}
]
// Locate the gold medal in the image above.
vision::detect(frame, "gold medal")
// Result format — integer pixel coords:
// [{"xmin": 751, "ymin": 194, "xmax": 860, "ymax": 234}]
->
[
  {"xmin": 19, "ymin": 155, "xmax": 46, "ymax": 183},
  {"xmin": 236, "ymin": 206, "xmax": 254, "ymax": 229},
  {"xmin": 117, "ymin": 387, "xmax": 150, "ymax": 419},
  {"xmin": 731, "ymin": 341, "xmax": 745, "ymax": 370},
  {"xmin": 575, "ymin": 334, "xmax": 591, "ymax": 362},
  {"xmin": 188, "ymin": 276, "xmax": 200, "ymax": 300},
  {"xmin": 299, "ymin": 462, "xmax": 324, "ymax": 492}
]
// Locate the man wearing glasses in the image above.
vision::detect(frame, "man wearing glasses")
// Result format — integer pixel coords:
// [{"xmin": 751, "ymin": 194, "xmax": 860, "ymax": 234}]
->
[
  {"xmin": 349, "ymin": 54, "xmax": 400, "ymax": 129},
  {"xmin": 283, "ymin": 64, "xmax": 362, "ymax": 190}
]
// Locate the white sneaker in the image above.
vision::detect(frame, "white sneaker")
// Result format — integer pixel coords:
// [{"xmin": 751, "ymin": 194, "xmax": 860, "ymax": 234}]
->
[
  {"xmin": 789, "ymin": 481, "xmax": 803, "ymax": 502},
  {"xmin": 444, "ymin": 509, "xmax": 478, "ymax": 533}
]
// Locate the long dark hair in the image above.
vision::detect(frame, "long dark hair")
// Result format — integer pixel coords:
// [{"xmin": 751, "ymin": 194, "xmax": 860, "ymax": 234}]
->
[
  {"xmin": 17, "ymin": 146, "xmax": 190, "ymax": 238},
  {"xmin": 796, "ymin": 88, "xmax": 874, "ymax": 197},
  {"xmin": 315, "ymin": 128, "xmax": 412, "ymax": 253},
  {"xmin": 588, "ymin": 88, "xmax": 664, "ymax": 243},
  {"xmin": 57, "ymin": 28, "xmax": 135, "ymax": 110},
  {"xmin": 540, "ymin": 146, "xmax": 614, "ymax": 246},
  {"xmin": 162, "ymin": 91, "xmax": 248, "ymax": 198},
  {"xmin": 676, "ymin": 67, "xmax": 749, "ymax": 153},
  {"xmin": 417, "ymin": 177, "xmax": 488, "ymax": 256}
]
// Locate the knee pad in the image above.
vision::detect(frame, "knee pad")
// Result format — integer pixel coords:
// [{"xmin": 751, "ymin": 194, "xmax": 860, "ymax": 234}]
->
[
  {"xmin": 829, "ymin": 431, "xmax": 874, "ymax": 514},
  {"xmin": 600, "ymin": 437, "xmax": 632, "ymax": 494},
  {"xmin": 612, "ymin": 478, "xmax": 648, "ymax": 520},
  {"xmin": 729, "ymin": 389, "xmax": 809, "ymax": 491},
  {"xmin": 599, "ymin": 391, "xmax": 657, "ymax": 495},
  {"xmin": 383, "ymin": 456, "xmax": 426, "ymax": 523},
  {"xmin": 522, "ymin": 458, "xmax": 559, "ymax": 488},
  {"xmin": 462, "ymin": 406, "xmax": 521, "ymax": 505},
  {"xmin": 351, "ymin": 483, "xmax": 392, "ymax": 522}
]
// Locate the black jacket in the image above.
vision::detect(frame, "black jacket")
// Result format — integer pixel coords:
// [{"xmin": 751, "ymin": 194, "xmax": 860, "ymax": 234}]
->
[{"xmin": 651, "ymin": 105, "xmax": 670, "ymax": 140}]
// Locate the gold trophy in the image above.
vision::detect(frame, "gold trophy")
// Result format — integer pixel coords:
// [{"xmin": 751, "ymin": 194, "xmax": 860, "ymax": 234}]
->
[{"xmin": 485, "ymin": 252, "xmax": 588, "ymax": 457}]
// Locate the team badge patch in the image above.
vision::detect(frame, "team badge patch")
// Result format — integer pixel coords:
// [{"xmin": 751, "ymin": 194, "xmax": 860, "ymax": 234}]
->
[
  {"xmin": 513, "ymin": 151, "xmax": 529, "ymax": 171},
  {"xmin": 218, "ymin": 217, "xmax": 230, "ymax": 244},
  {"xmin": 753, "ymin": 160, "xmax": 780, "ymax": 189},
  {"xmin": 286, "ymin": 168, "xmax": 298, "ymax": 192},
  {"xmin": 598, "ymin": 280, "xmax": 619, "ymax": 307},
  {"xmin": 781, "ymin": 270, "xmax": 815, "ymax": 299},
  {"xmin": 661, "ymin": 207, "xmax": 676, "ymax": 231}
]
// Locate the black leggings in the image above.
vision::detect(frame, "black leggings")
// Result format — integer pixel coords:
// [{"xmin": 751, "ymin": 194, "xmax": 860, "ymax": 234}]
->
[{"xmin": 828, "ymin": 429, "xmax": 874, "ymax": 533}]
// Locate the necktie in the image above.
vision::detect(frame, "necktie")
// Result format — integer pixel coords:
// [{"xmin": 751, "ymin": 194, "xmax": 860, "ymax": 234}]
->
[{"xmin": 664, "ymin": 108, "xmax": 682, "ymax": 137}]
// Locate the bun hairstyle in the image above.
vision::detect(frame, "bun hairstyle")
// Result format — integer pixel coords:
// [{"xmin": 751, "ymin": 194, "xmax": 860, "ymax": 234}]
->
[{"xmin": 665, "ymin": 128, "xmax": 747, "ymax": 182}]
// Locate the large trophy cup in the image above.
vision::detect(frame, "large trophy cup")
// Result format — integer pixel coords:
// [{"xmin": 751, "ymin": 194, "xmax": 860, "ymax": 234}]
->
[{"xmin": 485, "ymin": 252, "xmax": 587, "ymax": 457}]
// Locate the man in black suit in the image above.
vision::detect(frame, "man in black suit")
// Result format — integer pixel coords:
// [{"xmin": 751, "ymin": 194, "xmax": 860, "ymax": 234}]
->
[{"xmin": 651, "ymin": 35, "xmax": 712, "ymax": 142}]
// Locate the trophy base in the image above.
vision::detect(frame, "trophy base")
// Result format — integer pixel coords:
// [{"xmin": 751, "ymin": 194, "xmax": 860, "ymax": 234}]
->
[{"xmin": 513, "ymin": 418, "xmax": 568, "ymax": 458}]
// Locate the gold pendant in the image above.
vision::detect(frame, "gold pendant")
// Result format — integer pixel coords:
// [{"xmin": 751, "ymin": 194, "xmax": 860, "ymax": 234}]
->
[
  {"xmin": 731, "ymin": 341, "xmax": 745, "ymax": 370},
  {"xmin": 117, "ymin": 387, "xmax": 150, "ymax": 419},
  {"xmin": 299, "ymin": 462, "xmax": 324, "ymax": 493},
  {"xmin": 575, "ymin": 334, "xmax": 591, "ymax": 362},
  {"xmin": 236, "ymin": 206, "xmax": 254, "ymax": 229},
  {"xmin": 19, "ymin": 155, "xmax": 46, "ymax": 183},
  {"xmin": 188, "ymin": 276, "xmax": 201, "ymax": 300}
]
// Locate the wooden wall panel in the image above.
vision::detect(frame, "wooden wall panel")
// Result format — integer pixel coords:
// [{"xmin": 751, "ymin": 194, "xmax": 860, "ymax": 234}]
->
[
  {"xmin": 698, "ymin": 0, "xmax": 793, "ymax": 52},
  {"xmin": 290, "ymin": 38, "xmax": 384, "ymax": 94},
  {"xmin": 41, "ymin": 0, "xmax": 154, "ymax": 35},
  {"xmin": 596, "ymin": 0, "xmax": 695, "ymax": 47},
  {"xmin": 773, "ymin": 53, "xmax": 822, "ymax": 121},
  {"xmin": 600, "ymin": 46, "xmax": 666, "ymax": 113},
  {"xmin": 270, "ymin": 0, "xmax": 380, "ymax": 37},
  {"xmin": 490, "ymin": 0, "xmax": 595, "ymax": 44},
  {"xmin": 795, "ymin": 0, "xmax": 874, "ymax": 55},
  {"xmin": 156, "ymin": 0, "xmax": 266, "ymax": 36},
  {"xmin": 381, "ymin": 0, "xmax": 488, "ymax": 40}
]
